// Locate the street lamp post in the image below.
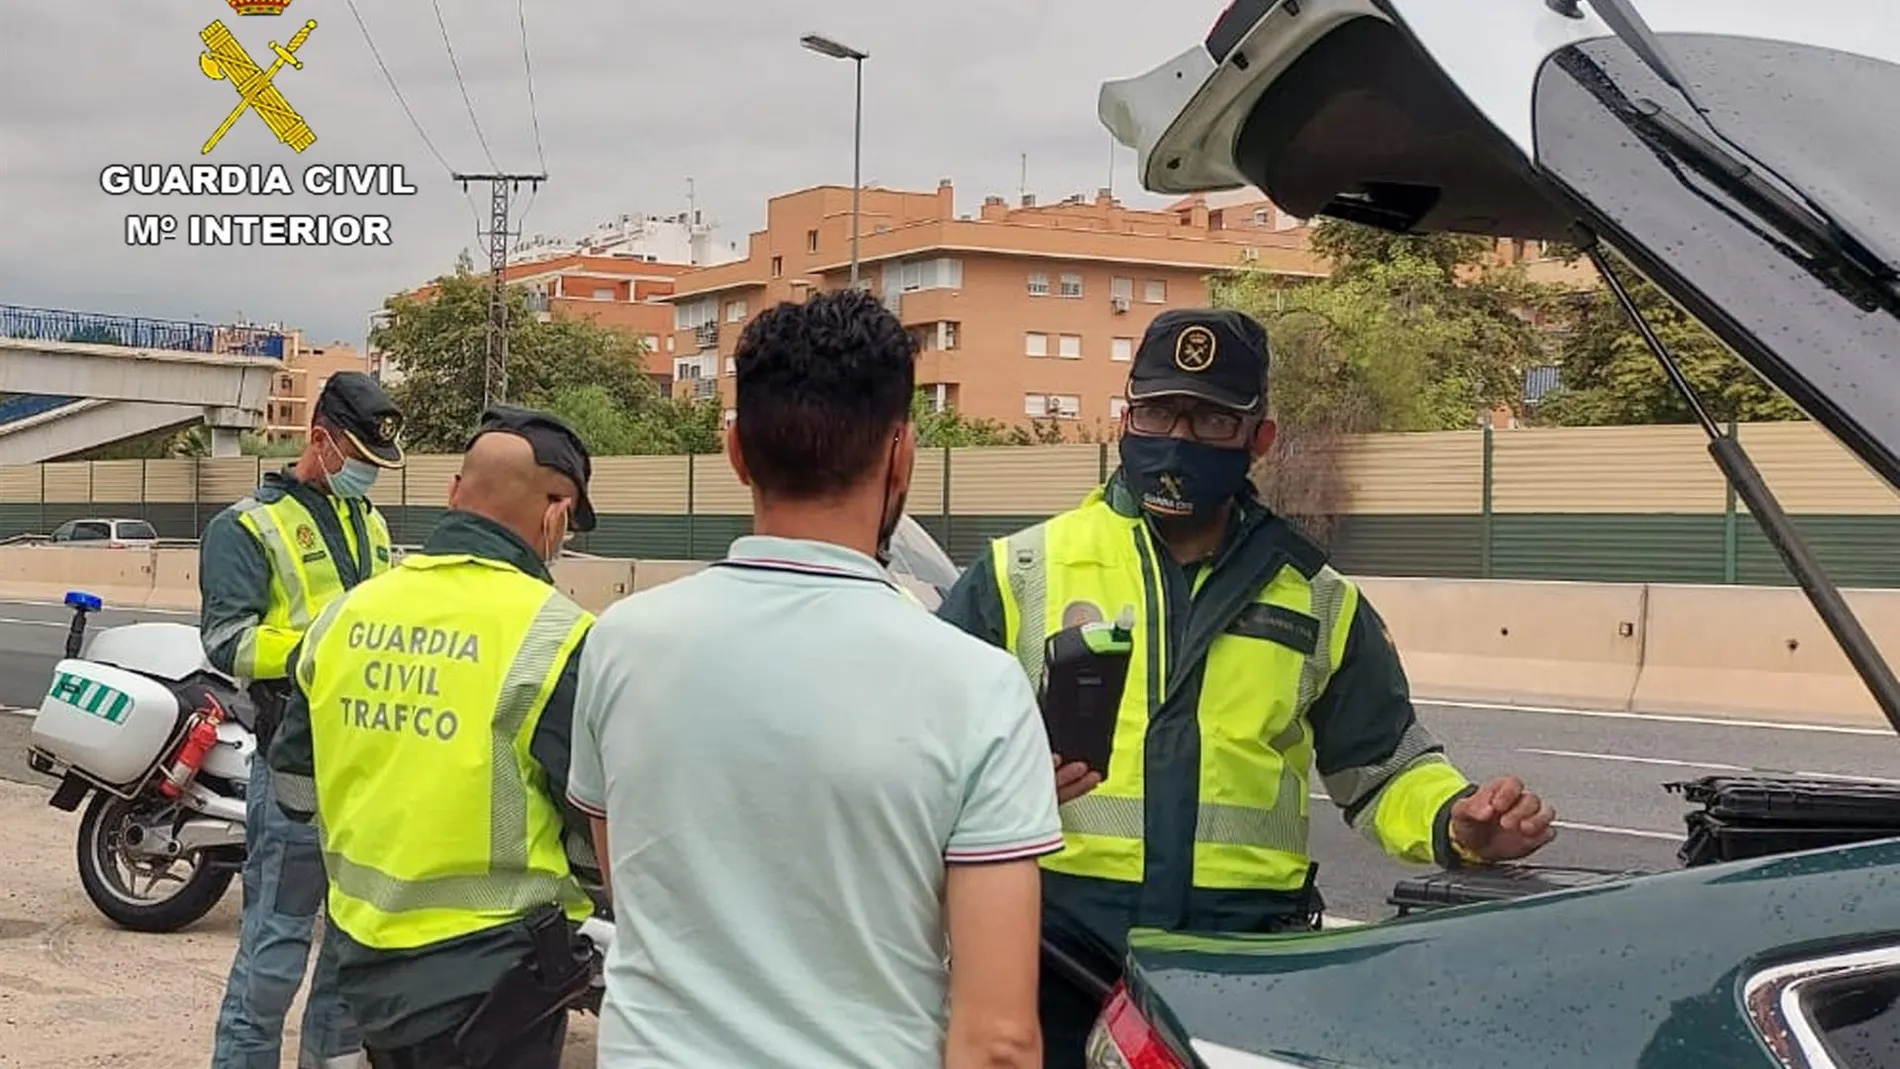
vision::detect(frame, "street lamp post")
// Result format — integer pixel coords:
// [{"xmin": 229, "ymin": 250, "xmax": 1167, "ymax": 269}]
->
[{"xmin": 800, "ymin": 33, "xmax": 868, "ymax": 288}]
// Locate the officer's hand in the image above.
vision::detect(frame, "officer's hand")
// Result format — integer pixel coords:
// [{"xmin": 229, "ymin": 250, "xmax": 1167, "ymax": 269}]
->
[
  {"xmin": 1053, "ymin": 754, "xmax": 1101, "ymax": 804},
  {"xmin": 1449, "ymin": 775, "xmax": 1556, "ymax": 862}
]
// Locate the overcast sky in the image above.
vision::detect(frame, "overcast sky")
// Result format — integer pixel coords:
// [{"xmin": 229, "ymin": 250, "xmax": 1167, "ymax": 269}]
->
[{"xmin": 0, "ymin": 0, "xmax": 1210, "ymax": 347}]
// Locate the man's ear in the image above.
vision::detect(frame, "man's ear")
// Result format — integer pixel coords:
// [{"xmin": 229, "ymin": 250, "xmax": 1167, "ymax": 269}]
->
[
  {"xmin": 725, "ymin": 423, "xmax": 751, "ymax": 486},
  {"xmin": 1250, "ymin": 417, "xmax": 1278, "ymax": 461},
  {"xmin": 891, "ymin": 422, "xmax": 918, "ymax": 496},
  {"xmin": 446, "ymin": 472, "xmax": 464, "ymax": 509}
]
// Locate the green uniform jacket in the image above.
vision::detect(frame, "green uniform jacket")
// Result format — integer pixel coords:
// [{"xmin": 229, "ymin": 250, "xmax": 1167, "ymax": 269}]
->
[
  {"xmin": 269, "ymin": 510, "xmax": 595, "ymax": 1048},
  {"xmin": 935, "ymin": 473, "xmax": 1477, "ymax": 951}
]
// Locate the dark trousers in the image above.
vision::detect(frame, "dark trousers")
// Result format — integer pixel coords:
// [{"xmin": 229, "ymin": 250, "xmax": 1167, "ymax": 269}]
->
[{"xmin": 364, "ymin": 1011, "xmax": 566, "ymax": 1069}]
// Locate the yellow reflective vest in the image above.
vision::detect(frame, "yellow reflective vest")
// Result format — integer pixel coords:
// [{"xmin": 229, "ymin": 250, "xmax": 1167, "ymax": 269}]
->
[
  {"xmin": 993, "ymin": 486, "xmax": 1471, "ymax": 906},
  {"xmin": 224, "ymin": 490, "xmax": 393, "ymax": 680},
  {"xmin": 295, "ymin": 551, "xmax": 594, "ymax": 951}
]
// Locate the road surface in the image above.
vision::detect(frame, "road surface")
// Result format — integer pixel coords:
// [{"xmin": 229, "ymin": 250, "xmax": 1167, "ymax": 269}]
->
[{"xmin": 4, "ymin": 596, "xmax": 1900, "ymax": 925}]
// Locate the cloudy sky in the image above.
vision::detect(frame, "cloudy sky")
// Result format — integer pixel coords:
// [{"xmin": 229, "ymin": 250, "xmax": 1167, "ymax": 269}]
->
[{"xmin": 0, "ymin": 0, "xmax": 1209, "ymax": 347}]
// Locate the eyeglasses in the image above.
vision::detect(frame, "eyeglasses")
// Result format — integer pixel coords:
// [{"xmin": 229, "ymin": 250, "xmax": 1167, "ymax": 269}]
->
[{"xmin": 1126, "ymin": 401, "xmax": 1248, "ymax": 442}]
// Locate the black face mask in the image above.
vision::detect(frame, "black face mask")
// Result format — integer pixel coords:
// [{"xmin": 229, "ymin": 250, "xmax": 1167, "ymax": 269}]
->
[
  {"xmin": 874, "ymin": 435, "xmax": 909, "ymax": 566},
  {"xmin": 1119, "ymin": 434, "xmax": 1253, "ymax": 521}
]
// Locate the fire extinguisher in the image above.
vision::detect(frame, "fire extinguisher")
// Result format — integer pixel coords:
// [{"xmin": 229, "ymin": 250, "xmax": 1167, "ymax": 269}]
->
[{"xmin": 159, "ymin": 693, "xmax": 228, "ymax": 798}]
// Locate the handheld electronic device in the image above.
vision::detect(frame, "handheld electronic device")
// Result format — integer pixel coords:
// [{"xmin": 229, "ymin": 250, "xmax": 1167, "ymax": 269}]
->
[{"xmin": 1038, "ymin": 609, "xmax": 1135, "ymax": 780}]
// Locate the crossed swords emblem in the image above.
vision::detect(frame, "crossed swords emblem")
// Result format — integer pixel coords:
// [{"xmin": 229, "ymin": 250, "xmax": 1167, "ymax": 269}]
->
[{"xmin": 198, "ymin": 18, "xmax": 319, "ymax": 155}]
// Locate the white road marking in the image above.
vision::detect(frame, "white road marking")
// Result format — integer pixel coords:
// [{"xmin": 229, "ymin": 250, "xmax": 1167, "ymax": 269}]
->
[
  {"xmin": 1552, "ymin": 819, "xmax": 1681, "ymax": 841},
  {"xmin": 1419, "ymin": 698, "xmax": 1892, "ymax": 737},
  {"xmin": 2, "ymin": 706, "xmax": 29, "ymax": 717},
  {"xmin": 0, "ymin": 598, "xmax": 193, "ymax": 617},
  {"xmin": 0, "ymin": 617, "xmax": 62, "ymax": 629},
  {"xmin": 1320, "ymin": 915, "xmax": 1364, "ymax": 928},
  {"xmin": 1520, "ymin": 747, "xmax": 1900, "ymax": 786}
]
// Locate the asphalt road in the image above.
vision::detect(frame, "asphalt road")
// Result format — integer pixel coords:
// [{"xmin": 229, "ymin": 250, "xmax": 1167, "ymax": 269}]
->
[{"xmin": 5, "ymin": 598, "xmax": 1900, "ymax": 923}]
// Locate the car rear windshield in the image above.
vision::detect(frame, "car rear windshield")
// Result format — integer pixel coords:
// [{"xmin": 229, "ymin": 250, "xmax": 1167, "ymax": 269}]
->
[
  {"xmin": 115, "ymin": 521, "xmax": 157, "ymax": 540},
  {"xmin": 1533, "ymin": 35, "xmax": 1900, "ymax": 488}
]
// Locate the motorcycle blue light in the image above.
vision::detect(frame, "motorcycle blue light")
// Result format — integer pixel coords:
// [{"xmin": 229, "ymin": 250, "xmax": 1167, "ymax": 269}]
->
[{"xmin": 64, "ymin": 591, "xmax": 103, "ymax": 612}]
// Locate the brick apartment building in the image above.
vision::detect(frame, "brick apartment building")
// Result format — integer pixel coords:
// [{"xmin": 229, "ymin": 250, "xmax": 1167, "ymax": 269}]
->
[
  {"xmin": 261, "ymin": 334, "xmax": 370, "ymax": 444},
  {"xmin": 663, "ymin": 180, "xmax": 1328, "ymax": 434}
]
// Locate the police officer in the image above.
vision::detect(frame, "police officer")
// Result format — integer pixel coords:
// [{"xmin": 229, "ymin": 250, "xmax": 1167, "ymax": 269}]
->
[
  {"xmin": 936, "ymin": 309, "xmax": 1558, "ymax": 1067},
  {"xmin": 202, "ymin": 370, "xmax": 403, "ymax": 1069},
  {"xmin": 268, "ymin": 406, "xmax": 600, "ymax": 1069}
]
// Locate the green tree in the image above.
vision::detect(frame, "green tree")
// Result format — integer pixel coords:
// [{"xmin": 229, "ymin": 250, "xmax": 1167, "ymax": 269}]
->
[
  {"xmin": 374, "ymin": 264, "xmax": 663, "ymax": 452},
  {"xmin": 542, "ymin": 387, "xmax": 724, "ymax": 456},
  {"xmin": 910, "ymin": 391, "xmax": 1017, "ymax": 447},
  {"xmin": 1309, "ymin": 218, "xmax": 1496, "ymax": 283},
  {"xmin": 1531, "ymin": 259, "xmax": 1801, "ymax": 425}
]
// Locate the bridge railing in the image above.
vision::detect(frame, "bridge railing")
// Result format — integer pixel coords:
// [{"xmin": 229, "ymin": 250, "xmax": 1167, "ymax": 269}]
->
[{"xmin": 0, "ymin": 304, "xmax": 287, "ymax": 359}]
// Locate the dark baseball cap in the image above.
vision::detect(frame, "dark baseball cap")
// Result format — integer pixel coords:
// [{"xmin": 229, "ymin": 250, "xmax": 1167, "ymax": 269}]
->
[
  {"xmin": 1127, "ymin": 308, "xmax": 1270, "ymax": 413},
  {"xmin": 465, "ymin": 405, "xmax": 597, "ymax": 532},
  {"xmin": 315, "ymin": 371, "xmax": 405, "ymax": 467}
]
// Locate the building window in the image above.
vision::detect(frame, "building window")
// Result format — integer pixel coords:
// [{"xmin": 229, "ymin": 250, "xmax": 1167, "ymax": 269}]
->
[
  {"xmin": 666, "ymin": 336, "xmax": 675, "ymax": 353},
  {"xmin": 1027, "ymin": 272, "xmax": 1050, "ymax": 297},
  {"xmin": 1024, "ymin": 332, "xmax": 1049, "ymax": 357},
  {"xmin": 1143, "ymin": 279, "xmax": 1167, "ymax": 303},
  {"xmin": 592, "ymin": 286, "xmax": 615, "ymax": 300},
  {"xmin": 1058, "ymin": 334, "xmax": 1082, "ymax": 359},
  {"xmin": 1111, "ymin": 337, "xmax": 1134, "ymax": 362},
  {"xmin": 1108, "ymin": 396, "xmax": 1128, "ymax": 421},
  {"xmin": 726, "ymin": 299, "xmax": 747, "ymax": 323},
  {"xmin": 1110, "ymin": 277, "xmax": 1133, "ymax": 302},
  {"xmin": 674, "ymin": 297, "xmax": 718, "ymax": 330},
  {"xmin": 1025, "ymin": 393, "xmax": 1081, "ymax": 419},
  {"xmin": 644, "ymin": 334, "xmax": 661, "ymax": 353},
  {"xmin": 806, "ymin": 229, "xmax": 819, "ymax": 252},
  {"xmin": 1253, "ymin": 208, "xmax": 1271, "ymax": 226},
  {"xmin": 278, "ymin": 374, "xmax": 293, "ymax": 391},
  {"xmin": 723, "ymin": 408, "xmax": 737, "ymax": 427},
  {"xmin": 771, "ymin": 256, "xmax": 783, "ymax": 278},
  {"xmin": 725, "ymin": 356, "xmax": 736, "ymax": 375},
  {"xmin": 941, "ymin": 321, "xmax": 959, "ymax": 350},
  {"xmin": 1059, "ymin": 273, "xmax": 1083, "ymax": 298}
]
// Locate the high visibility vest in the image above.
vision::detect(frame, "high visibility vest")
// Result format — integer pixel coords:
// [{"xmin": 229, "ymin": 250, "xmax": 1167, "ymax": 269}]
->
[
  {"xmin": 223, "ymin": 491, "xmax": 392, "ymax": 679},
  {"xmin": 296, "ymin": 552, "xmax": 595, "ymax": 951},
  {"xmin": 994, "ymin": 490, "xmax": 1357, "ymax": 894}
]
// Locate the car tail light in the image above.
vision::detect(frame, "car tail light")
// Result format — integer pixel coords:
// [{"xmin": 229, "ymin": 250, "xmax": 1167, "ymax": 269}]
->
[{"xmin": 1084, "ymin": 981, "xmax": 1188, "ymax": 1069}]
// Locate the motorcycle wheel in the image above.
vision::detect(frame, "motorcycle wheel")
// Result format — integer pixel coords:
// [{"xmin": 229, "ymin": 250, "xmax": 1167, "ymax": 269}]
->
[{"xmin": 75, "ymin": 791, "xmax": 234, "ymax": 933}]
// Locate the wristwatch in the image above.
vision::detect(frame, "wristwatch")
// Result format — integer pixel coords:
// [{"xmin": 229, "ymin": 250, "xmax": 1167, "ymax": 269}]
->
[{"xmin": 1448, "ymin": 825, "xmax": 1485, "ymax": 867}]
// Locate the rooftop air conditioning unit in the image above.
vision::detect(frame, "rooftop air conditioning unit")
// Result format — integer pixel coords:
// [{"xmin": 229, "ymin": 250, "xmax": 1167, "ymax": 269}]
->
[{"xmin": 1110, "ymin": 295, "xmax": 1130, "ymax": 313}]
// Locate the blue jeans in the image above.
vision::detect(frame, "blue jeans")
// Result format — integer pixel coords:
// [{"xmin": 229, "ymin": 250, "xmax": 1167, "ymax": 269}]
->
[{"xmin": 211, "ymin": 757, "xmax": 362, "ymax": 1069}]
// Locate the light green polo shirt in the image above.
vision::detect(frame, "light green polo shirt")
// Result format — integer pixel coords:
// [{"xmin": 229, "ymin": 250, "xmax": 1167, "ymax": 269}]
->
[{"xmin": 567, "ymin": 535, "xmax": 1064, "ymax": 1068}]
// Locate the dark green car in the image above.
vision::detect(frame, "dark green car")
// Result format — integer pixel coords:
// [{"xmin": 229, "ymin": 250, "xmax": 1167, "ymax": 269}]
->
[{"xmin": 1085, "ymin": 1, "xmax": 1900, "ymax": 1065}]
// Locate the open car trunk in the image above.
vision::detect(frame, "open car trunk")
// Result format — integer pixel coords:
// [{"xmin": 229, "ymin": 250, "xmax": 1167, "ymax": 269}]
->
[{"xmin": 1099, "ymin": 0, "xmax": 1900, "ymax": 915}]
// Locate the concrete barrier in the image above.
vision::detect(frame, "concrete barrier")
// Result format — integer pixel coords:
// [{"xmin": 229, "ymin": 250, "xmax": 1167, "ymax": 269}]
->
[
  {"xmin": 549, "ymin": 559, "xmax": 638, "ymax": 615},
  {"xmin": 1633, "ymin": 583, "xmax": 1900, "ymax": 728},
  {"xmin": 148, "ymin": 548, "xmax": 200, "ymax": 610},
  {"xmin": 631, "ymin": 560, "xmax": 707, "ymax": 592},
  {"xmin": 1358, "ymin": 577, "xmax": 1648, "ymax": 712},
  {"xmin": 0, "ymin": 546, "xmax": 158, "ymax": 608}
]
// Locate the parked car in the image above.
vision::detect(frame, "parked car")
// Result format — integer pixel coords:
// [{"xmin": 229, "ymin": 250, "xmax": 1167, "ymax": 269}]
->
[
  {"xmin": 50, "ymin": 518, "xmax": 159, "ymax": 548},
  {"xmin": 1083, "ymin": 1, "xmax": 1900, "ymax": 1066}
]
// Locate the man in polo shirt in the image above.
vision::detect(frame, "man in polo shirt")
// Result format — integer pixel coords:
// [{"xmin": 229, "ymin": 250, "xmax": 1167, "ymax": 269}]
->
[{"xmin": 568, "ymin": 288, "xmax": 1061, "ymax": 1068}]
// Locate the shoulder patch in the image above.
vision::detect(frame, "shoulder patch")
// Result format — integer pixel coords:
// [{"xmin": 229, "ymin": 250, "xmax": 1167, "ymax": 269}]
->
[{"xmin": 1225, "ymin": 603, "xmax": 1320, "ymax": 656}]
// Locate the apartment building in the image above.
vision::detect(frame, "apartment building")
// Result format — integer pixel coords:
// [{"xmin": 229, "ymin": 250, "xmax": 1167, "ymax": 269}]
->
[
  {"xmin": 391, "ymin": 251, "xmax": 690, "ymax": 386},
  {"xmin": 261, "ymin": 335, "xmax": 369, "ymax": 443},
  {"xmin": 663, "ymin": 180, "xmax": 1325, "ymax": 433}
]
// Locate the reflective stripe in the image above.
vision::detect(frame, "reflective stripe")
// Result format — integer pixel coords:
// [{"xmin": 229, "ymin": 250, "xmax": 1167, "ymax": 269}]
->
[
  {"xmin": 1295, "ymin": 566, "xmax": 1351, "ymax": 717},
  {"xmin": 323, "ymin": 846, "xmax": 583, "ymax": 915},
  {"xmin": 201, "ymin": 615, "xmax": 254, "ymax": 653},
  {"xmin": 235, "ymin": 498, "xmax": 313, "ymax": 628},
  {"xmin": 1335, "ymin": 722, "xmax": 1452, "ymax": 839},
  {"xmin": 275, "ymin": 770, "xmax": 317, "ymax": 812},
  {"xmin": 1003, "ymin": 527, "xmax": 1048, "ymax": 693},
  {"xmin": 489, "ymin": 592, "xmax": 587, "ymax": 870}
]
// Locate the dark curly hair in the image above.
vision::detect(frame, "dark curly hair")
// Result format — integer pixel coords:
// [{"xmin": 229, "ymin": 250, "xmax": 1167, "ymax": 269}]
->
[{"xmin": 733, "ymin": 288, "xmax": 916, "ymax": 499}]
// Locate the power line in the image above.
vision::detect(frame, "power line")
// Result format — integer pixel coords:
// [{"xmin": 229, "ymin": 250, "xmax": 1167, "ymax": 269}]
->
[
  {"xmin": 339, "ymin": 0, "xmax": 485, "ymax": 236},
  {"xmin": 430, "ymin": 0, "xmax": 499, "ymax": 171},
  {"xmin": 514, "ymin": 0, "xmax": 547, "ymax": 234}
]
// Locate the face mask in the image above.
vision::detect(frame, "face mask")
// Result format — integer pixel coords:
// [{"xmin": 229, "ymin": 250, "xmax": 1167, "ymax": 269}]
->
[
  {"xmin": 320, "ymin": 433, "xmax": 379, "ymax": 499},
  {"xmin": 874, "ymin": 435, "xmax": 909, "ymax": 567},
  {"xmin": 1118, "ymin": 434, "xmax": 1253, "ymax": 521}
]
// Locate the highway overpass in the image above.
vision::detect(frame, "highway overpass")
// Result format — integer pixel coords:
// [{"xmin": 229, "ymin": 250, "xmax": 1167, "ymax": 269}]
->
[{"xmin": 0, "ymin": 306, "xmax": 283, "ymax": 463}]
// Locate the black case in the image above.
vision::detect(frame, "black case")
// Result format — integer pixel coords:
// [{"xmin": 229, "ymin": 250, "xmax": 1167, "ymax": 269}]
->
[
  {"xmin": 1667, "ymin": 774, "xmax": 1900, "ymax": 867},
  {"xmin": 1388, "ymin": 864, "xmax": 1647, "ymax": 917},
  {"xmin": 1038, "ymin": 624, "xmax": 1132, "ymax": 780}
]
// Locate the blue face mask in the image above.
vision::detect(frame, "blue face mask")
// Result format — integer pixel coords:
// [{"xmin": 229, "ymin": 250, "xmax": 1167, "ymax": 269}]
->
[
  {"xmin": 328, "ymin": 457, "xmax": 379, "ymax": 499},
  {"xmin": 1118, "ymin": 434, "xmax": 1253, "ymax": 521}
]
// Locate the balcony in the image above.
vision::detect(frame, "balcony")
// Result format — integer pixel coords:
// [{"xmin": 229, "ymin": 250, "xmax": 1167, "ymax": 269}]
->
[
  {"xmin": 690, "ymin": 377, "xmax": 719, "ymax": 401},
  {"xmin": 885, "ymin": 287, "xmax": 963, "ymax": 327},
  {"xmin": 693, "ymin": 322, "xmax": 719, "ymax": 350}
]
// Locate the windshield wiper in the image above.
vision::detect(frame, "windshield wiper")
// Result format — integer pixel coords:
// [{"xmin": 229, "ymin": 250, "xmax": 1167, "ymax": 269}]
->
[{"xmin": 1584, "ymin": 244, "xmax": 1900, "ymax": 734}]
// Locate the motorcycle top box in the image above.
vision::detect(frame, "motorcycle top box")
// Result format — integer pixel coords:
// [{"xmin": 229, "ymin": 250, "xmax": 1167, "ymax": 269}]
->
[{"xmin": 30, "ymin": 659, "xmax": 190, "ymax": 789}]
